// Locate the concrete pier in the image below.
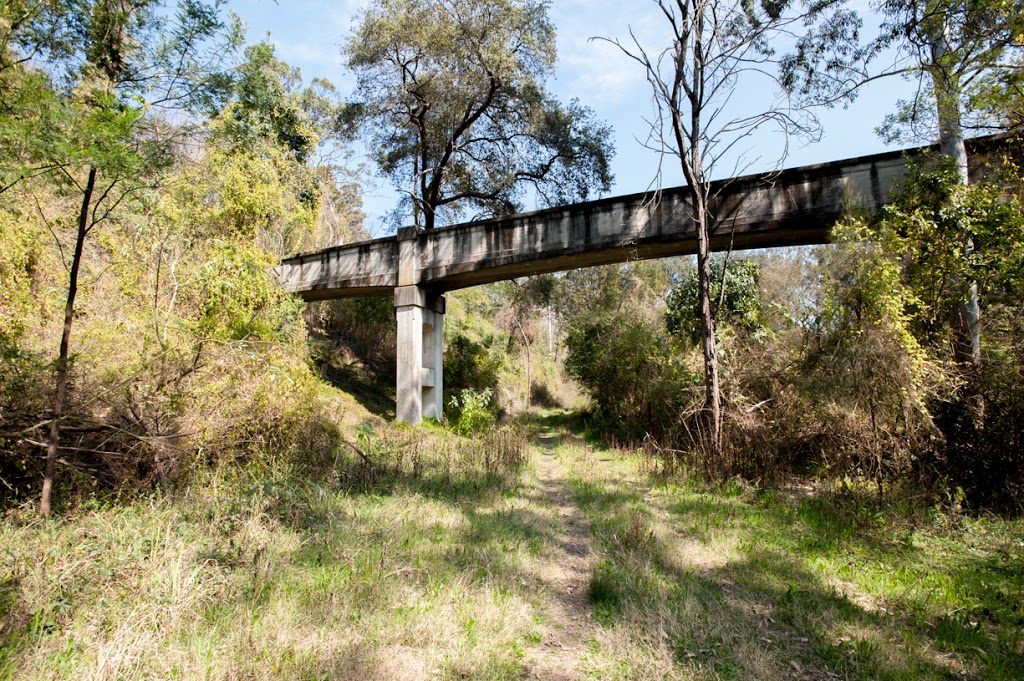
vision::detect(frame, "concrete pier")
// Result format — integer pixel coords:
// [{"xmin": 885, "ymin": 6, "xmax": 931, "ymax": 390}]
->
[{"xmin": 394, "ymin": 285, "xmax": 445, "ymax": 424}]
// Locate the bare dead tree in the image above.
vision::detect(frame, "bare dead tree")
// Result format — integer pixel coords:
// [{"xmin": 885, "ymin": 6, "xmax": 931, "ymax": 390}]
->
[{"xmin": 603, "ymin": 0, "xmax": 858, "ymax": 457}]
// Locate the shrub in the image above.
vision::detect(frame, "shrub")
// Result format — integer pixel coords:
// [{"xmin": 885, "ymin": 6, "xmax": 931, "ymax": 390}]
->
[
  {"xmin": 564, "ymin": 305, "xmax": 697, "ymax": 444},
  {"xmin": 447, "ymin": 388, "xmax": 496, "ymax": 436}
]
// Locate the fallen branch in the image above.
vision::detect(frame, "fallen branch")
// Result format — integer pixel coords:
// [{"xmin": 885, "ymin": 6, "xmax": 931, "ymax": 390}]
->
[
  {"xmin": 745, "ymin": 398, "xmax": 775, "ymax": 414},
  {"xmin": 342, "ymin": 439, "xmax": 376, "ymax": 468}
]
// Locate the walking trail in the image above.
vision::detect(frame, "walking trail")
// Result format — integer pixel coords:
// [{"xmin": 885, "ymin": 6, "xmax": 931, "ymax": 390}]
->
[{"xmin": 524, "ymin": 430, "xmax": 595, "ymax": 681}]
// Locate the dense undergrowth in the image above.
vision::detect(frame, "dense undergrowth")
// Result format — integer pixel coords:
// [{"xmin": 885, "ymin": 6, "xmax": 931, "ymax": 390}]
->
[{"xmin": 559, "ymin": 153, "xmax": 1024, "ymax": 512}]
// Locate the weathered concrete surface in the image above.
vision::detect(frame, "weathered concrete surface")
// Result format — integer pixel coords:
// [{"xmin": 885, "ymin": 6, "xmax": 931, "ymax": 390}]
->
[
  {"xmin": 273, "ymin": 135, "xmax": 1006, "ymax": 301},
  {"xmin": 395, "ymin": 286, "xmax": 445, "ymax": 424}
]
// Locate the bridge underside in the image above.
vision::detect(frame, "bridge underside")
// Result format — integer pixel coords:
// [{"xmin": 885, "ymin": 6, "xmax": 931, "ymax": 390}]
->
[{"xmin": 272, "ymin": 136, "xmax": 1005, "ymax": 423}]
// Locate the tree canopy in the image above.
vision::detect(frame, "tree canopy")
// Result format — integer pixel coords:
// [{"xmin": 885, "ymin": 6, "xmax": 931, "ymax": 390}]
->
[{"xmin": 344, "ymin": 0, "xmax": 614, "ymax": 230}]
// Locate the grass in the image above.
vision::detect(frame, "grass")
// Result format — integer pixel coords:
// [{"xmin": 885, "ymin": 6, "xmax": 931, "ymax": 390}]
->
[
  {"xmin": 559, "ymin": 441, "xmax": 1024, "ymax": 680},
  {"xmin": 0, "ymin": 426, "xmax": 552, "ymax": 680},
  {"xmin": 2, "ymin": 412, "xmax": 1022, "ymax": 680}
]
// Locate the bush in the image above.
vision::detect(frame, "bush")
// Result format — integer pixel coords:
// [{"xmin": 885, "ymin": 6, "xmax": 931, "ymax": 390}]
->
[
  {"xmin": 447, "ymin": 388, "xmax": 497, "ymax": 436},
  {"xmin": 665, "ymin": 257, "xmax": 763, "ymax": 345},
  {"xmin": 564, "ymin": 305, "xmax": 697, "ymax": 444},
  {"xmin": 445, "ymin": 332, "xmax": 503, "ymax": 398}
]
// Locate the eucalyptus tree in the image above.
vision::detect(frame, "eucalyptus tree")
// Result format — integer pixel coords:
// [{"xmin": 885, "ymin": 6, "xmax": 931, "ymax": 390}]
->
[
  {"xmin": 786, "ymin": 0, "xmax": 1024, "ymax": 368},
  {"xmin": 874, "ymin": 0, "xmax": 1024, "ymax": 367},
  {"xmin": 207, "ymin": 41, "xmax": 360, "ymax": 254},
  {"xmin": 788, "ymin": 0, "xmax": 1024, "ymax": 161},
  {"xmin": 344, "ymin": 0, "xmax": 614, "ymax": 230},
  {"xmin": 606, "ymin": 0, "xmax": 859, "ymax": 457},
  {"xmin": 0, "ymin": 0, "xmax": 238, "ymax": 515}
]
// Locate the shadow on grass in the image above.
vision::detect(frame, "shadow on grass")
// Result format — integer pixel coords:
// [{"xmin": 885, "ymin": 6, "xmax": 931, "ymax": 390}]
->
[
  {"xmin": 1, "ymin": 421, "xmax": 557, "ymax": 679},
  {"xmin": 572, "ymin": 473, "xmax": 1024, "ymax": 681},
  {"xmin": 322, "ymin": 361, "xmax": 396, "ymax": 419},
  {"xmin": 185, "ymin": 459, "xmax": 556, "ymax": 680}
]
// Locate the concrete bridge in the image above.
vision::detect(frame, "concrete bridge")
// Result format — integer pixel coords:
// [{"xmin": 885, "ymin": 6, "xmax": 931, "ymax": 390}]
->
[{"xmin": 274, "ymin": 136, "xmax": 1004, "ymax": 424}]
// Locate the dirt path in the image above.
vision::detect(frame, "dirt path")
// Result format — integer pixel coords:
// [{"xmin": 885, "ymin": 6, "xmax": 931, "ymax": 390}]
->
[{"xmin": 525, "ymin": 432, "xmax": 595, "ymax": 681}]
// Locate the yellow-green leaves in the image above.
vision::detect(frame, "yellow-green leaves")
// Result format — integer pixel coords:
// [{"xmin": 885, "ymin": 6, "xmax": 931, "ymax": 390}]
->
[
  {"xmin": 189, "ymin": 242, "xmax": 302, "ymax": 343},
  {"xmin": 0, "ymin": 208, "xmax": 45, "ymax": 340}
]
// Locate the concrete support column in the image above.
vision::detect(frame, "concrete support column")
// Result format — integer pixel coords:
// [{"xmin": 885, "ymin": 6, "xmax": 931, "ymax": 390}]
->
[{"xmin": 395, "ymin": 285, "xmax": 445, "ymax": 424}]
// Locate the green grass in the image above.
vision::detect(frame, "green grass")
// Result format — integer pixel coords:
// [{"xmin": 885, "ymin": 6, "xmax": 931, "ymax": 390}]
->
[
  {"xmin": 0, "ymin": 428, "xmax": 550, "ymax": 680},
  {"xmin": 560, "ymin": 442, "xmax": 1024, "ymax": 680},
  {"xmin": 3, "ymin": 414, "xmax": 1022, "ymax": 680}
]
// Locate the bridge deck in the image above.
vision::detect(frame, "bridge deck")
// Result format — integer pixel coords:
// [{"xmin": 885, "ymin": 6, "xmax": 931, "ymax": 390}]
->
[{"xmin": 274, "ymin": 137, "xmax": 1004, "ymax": 301}]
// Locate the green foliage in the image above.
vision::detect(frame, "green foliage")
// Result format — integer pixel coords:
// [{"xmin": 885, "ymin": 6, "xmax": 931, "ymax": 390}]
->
[
  {"xmin": 800, "ymin": 219, "xmax": 937, "ymax": 487},
  {"xmin": 216, "ymin": 41, "xmax": 352, "ymax": 164},
  {"xmin": 345, "ymin": 0, "xmax": 613, "ymax": 229},
  {"xmin": 0, "ymin": 3, "xmax": 366, "ymax": 505},
  {"xmin": 554, "ymin": 261, "xmax": 670, "ymax": 321},
  {"xmin": 445, "ymin": 332, "xmax": 504, "ymax": 398},
  {"xmin": 819, "ymin": 220, "xmax": 924, "ymax": 359},
  {"xmin": 442, "ymin": 286, "xmax": 515, "ymax": 405},
  {"xmin": 0, "ymin": 207, "xmax": 44, "ymax": 339},
  {"xmin": 872, "ymin": 0, "xmax": 1024, "ymax": 142},
  {"xmin": 665, "ymin": 258, "xmax": 764, "ymax": 345},
  {"xmin": 784, "ymin": 160, "xmax": 1023, "ymax": 502},
  {"xmin": 969, "ymin": 67, "xmax": 1024, "ymax": 131},
  {"xmin": 447, "ymin": 387, "xmax": 496, "ymax": 436},
  {"xmin": 556, "ymin": 263, "xmax": 688, "ymax": 443},
  {"xmin": 565, "ymin": 306, "xmax": 696, "ymax": 443},
  {"xmin": 189, "ymin": 242, "xmax": 303, "ymax": 342},
  {"xmin": 173, "ymin": 42, "xmax": 362, "ymax": 256},
  {"xmin": 1, "ymin": 0, "xmax": 237, "ymax": 190},
  {"xmin": 880, "ymin": 155, "xmax": 1024, "ymax": 338},
  {"xmin": 170, "ymin": 138, "xmax": 319, "ymax": 251}
]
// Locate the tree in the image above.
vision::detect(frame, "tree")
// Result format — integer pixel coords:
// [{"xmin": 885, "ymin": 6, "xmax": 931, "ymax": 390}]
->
[
  {"xmin": 216, "ymin": 41, "xmax": 355, "ymax": 165},
  {"xmin": 561, "ymin": 263, "xmax": 688, "ymax": 444},
  {"xmin": 200, "ymin": 41, "xmax": 361, "ymax": 255},
  {"xmin": 344, "ymin": 0, "xmax": 614, "ymax": 230},
  {"xmin": 0, "ymin": 0, "xmax": 237, "ymax": 515},
  {"xmin": 785, "ymin": 0, "xmax": 1024, "ymax": 368},
  {"xmin": 875, "ymin": 0, "xmax": 1024, "ymax": 368},
  {"xmin": 607, "ymin": 0, "xmax": 858, "ymax": 456},
  {"xmin": 665, "ymin": 257, "xmax": 763, "ymax": 346}
]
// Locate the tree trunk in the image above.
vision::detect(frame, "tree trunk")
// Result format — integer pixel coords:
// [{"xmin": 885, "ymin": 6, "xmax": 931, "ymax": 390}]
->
[
  {"xmin": 511, "ymin": 314, "xmax": 532, "ymax": 409},
  {"xmin": 693, "ymin": 192, "xmax": 722, "ymax": 457},
  {"xmin": 40, "ymin": 166, "xmax": 97, "ymax": 516},
  {"xmin": 930, "ymin": 23, "xmax": 981, "ymax": 368}
]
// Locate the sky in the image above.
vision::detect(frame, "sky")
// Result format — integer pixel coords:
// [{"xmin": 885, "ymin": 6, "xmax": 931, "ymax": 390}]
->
[{"xmin": 228, "ymin": 0, "xmax": 910, "ymax": 236}]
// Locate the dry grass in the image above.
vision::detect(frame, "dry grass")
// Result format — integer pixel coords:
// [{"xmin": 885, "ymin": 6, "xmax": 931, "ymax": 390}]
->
[{"xmin": 0, "ymin": 425, "xmax": 542, "ymax": 680}]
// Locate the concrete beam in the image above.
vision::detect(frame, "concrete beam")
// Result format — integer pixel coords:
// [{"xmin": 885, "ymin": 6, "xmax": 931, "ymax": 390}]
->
[{"xmin": 273, "ymin": 135, "xmax": 1007, "ymax": 301}]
